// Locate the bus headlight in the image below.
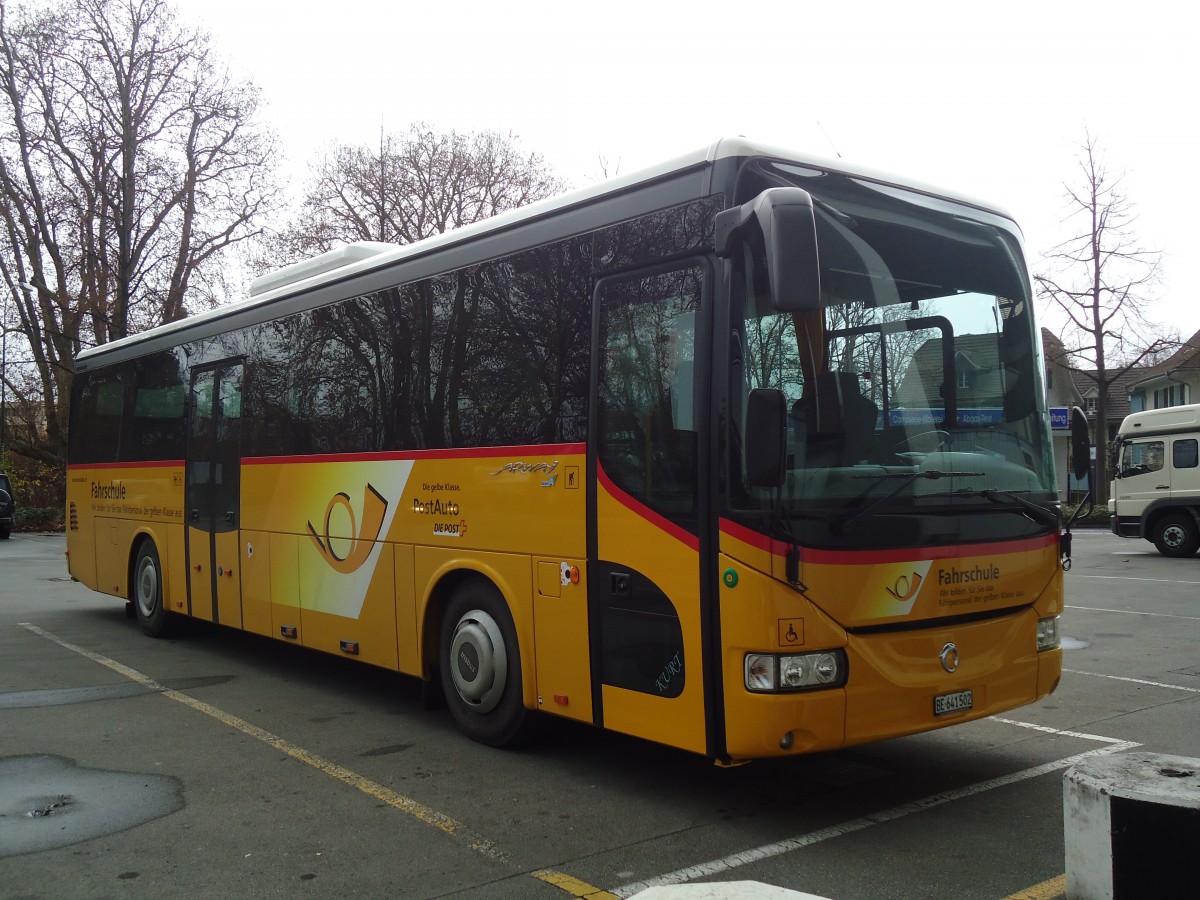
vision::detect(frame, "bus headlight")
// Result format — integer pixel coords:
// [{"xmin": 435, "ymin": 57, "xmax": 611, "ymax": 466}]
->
[
  {"xmin": 1037, "ymin": 616, "xmax": 1061, "ymax": 651},
  {"xmin": 745, "ymin": 649, "xmax": 847, "ymax": 692},
  {"xmin": 745, "ymin": 654, "xmax": 776, "ymax": 691}
]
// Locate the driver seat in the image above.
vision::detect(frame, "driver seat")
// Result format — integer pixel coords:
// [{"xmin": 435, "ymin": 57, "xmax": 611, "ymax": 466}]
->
[{"xmin": 793, "ymin": 371, "xmax": 878, "ymax": 466}]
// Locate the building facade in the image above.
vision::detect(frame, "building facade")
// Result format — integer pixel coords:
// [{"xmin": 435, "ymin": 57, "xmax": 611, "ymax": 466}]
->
[{"xmin": 1126, "ymin": 329, "xmax": 1200, "ymax": 414}]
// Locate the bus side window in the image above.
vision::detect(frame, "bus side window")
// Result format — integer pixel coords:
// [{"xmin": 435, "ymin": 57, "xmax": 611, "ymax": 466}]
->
[
  {"xmin": 130, "ymin": 352, "xmax": 187, "ymax": 462},
  {"xmin": 596, "ymin": 265, "xmax": 702, "ymax": 524},
  {"xmin": 72, "ymin": 370, "xmax": 131, "ymax": 464}
]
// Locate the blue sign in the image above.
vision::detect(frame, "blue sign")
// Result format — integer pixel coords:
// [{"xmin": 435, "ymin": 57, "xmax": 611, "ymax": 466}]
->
[
  {"xmin": 888, "ymin": 408, "xmax": 1005, "ymax": 427},
  {"xmin": 888, "ymin": 408, "xmax": 1072, "ymax": 428}
]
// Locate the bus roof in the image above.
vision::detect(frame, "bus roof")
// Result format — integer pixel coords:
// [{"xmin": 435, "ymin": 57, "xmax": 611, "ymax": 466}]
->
[{"xmin": 75, "ymin": 137, "xmax": 1017, "ymax": 368}]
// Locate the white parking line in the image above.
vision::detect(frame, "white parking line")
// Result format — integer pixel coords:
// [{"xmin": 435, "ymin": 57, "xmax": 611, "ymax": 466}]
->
[
  {"xmin": 1063, "ymin": 669, "xmax": 1200, "ymax": 694},
  {"xmin": 1066, "ymin": 603, "xmax": 1200, "ymax": 621},
  {"xmin": 20, "ymin": 618, "xmax": 1155, "ymax": 900},
  {"xmin": 990, "ymin": 718, "xmax": 1138, "ymax": 741},
  {"xmin": 1079, "ymin": 573, "xmax": 1200, "ymax": 586},
  {"xmin": 612, "ymin": 722, "xmax": 1139, "ymax": 897}
]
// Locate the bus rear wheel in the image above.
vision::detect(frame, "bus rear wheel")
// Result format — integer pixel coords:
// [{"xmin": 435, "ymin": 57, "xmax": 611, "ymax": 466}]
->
[
  {"xmin": 439, "ymin": 579, "xmax": 528, "ymax": 747},
  {"xmin": 132, "ymin": 539, "xmax": 176, "ymax": 637},
  {"xmin": 1152, "ymin": 513, "xmax": 1199, "ymax": 558}
]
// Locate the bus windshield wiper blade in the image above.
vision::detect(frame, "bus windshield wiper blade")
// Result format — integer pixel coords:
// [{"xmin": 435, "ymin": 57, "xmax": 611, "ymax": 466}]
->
[
  {"xmin": 833, "ymin": 469, "xmax": 984, "ymax": 534},
  {"xmin": 978, "ymin": 488, "xmax": 1061, "ymax": 529}
]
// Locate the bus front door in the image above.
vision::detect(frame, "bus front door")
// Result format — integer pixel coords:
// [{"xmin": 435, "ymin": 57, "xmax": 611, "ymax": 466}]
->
[
  {"xmin": 589, "ymin": 261, "xmax": 710, "ymax": 756},
  {"xmin": 186, "ymin": 362, "xmax": 244, "ymax": 627}
]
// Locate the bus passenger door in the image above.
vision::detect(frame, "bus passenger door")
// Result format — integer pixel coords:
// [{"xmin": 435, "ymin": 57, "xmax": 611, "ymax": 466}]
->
[
  {"xmin": 588, "ymin": 261, "xmax": 710, "ymax": 756},
  {"xmin": 186, "ymin": 362, "xmax": 244, "ymax": 627}
]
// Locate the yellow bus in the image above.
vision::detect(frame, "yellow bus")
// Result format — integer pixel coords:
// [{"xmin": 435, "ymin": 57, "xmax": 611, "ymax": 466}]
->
[{"xmin": 66, "ymin": 138, "xmax": 1076, "ymax": 761}]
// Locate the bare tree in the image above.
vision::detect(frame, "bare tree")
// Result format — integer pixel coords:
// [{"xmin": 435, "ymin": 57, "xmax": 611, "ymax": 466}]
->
[
  {"xmin": 1035, "ymin": 132, "xmax": 1173, "ymax": 502},
  {"xmin": 0, "ymin": 0, "xmax": 280, "ymax": 466},
  {"xmin": 261, "ymin": 123, "xmax": 563, "ymax": 266}
]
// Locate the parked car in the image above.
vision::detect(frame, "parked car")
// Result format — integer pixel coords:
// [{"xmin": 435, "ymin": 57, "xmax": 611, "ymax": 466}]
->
[{"xmin": 0, "ymin": 471, "xmax": 14, "ymax": 539}]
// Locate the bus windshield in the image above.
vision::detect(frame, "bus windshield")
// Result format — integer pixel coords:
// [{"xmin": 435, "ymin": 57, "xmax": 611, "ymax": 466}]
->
[{"xmin": 729, "ymin": 160, "xmax": 1057, "ymax": 550}]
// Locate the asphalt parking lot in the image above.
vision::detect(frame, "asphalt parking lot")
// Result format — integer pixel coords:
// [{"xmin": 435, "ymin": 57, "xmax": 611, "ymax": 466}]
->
[{"xmin": 1, "ymin": 529, "xmax": 1197, "ymax": 898}]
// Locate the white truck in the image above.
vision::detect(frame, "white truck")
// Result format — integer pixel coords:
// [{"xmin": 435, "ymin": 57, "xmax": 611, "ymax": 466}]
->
[{"xmin": 1109, "ymin": 403, "xmax": 1200, "ymax": 556}]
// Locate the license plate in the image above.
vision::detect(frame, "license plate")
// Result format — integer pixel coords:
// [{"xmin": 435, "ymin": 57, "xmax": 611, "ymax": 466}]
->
[{"xmin": 934, "ymin": 689, "xmax": 973, "ymax": 716}]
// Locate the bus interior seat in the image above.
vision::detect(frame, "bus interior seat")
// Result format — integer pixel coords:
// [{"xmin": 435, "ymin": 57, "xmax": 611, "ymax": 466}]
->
[{"xmin": 792, "ymin": 371, "xmax": 878, "ymax": 466}]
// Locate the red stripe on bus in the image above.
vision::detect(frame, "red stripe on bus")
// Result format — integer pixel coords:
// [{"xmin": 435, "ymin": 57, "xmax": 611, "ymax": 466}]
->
[
  {"xmin": 719, "ymin": 517, "xmax": 1058, "ymax": 563},
  {"xmin": 718, "ymin": 517, "xmax": 789, "ymax": 553},
  {"xmin": 597, "ymin": 463, "xmax": 700, "ymax": 551},
  {"xmin": 242, "ymin": 443, "xmax": 585, "ymax": 466}
]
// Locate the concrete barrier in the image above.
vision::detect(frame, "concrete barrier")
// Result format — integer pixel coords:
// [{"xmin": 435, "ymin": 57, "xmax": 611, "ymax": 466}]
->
[{"xmin": 1064, "ymin": 751, "xmax": 1200, "ymax": 899}]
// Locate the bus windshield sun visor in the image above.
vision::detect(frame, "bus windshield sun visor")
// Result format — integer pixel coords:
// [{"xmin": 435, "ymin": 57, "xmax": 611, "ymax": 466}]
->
[{"xmin": 714, "ymin": 188, "xmax": 821, "ymax": 312}]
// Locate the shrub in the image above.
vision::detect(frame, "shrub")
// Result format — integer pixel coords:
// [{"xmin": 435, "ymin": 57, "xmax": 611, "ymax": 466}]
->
[
  {"xmin": 15, "ymin": 507, "xmax": 65, "ymax": 532},
  {"xmin": 1063, "ymin": 500, "xmax": 1109, "ymax": 528},
  {"xmin": 2, "ymin": 454, "xmax": 65, "ymax": 509}
]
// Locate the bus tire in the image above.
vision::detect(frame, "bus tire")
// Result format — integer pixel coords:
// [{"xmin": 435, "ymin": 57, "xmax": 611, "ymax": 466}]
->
[
  {"xmin": 132, "ymin": 539, "xmax": 176, "ymax": 637},
  {"xmin": 1152, "ymin": 513, "xmax": 1199, "ymax": 558},
  {"xmin": 439, "ymin": 579, "xmax": 528, "ymax": 747}
]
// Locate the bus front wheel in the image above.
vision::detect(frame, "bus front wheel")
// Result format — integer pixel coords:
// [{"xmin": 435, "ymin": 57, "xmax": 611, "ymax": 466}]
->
[
  {"xmin": 132, "ymin": 540, "xmax": 176, "ymax": 637},
  {"xmin": 439, "ymin": 579, "xmax": 528, "ymax": 747},
  {"xmin": 1152, "ymin": 513, "xmax": 1200, "ymax": 558}
]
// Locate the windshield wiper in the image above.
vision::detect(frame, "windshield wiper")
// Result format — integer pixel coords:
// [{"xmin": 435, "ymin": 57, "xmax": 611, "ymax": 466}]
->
[
  {"xmin": 832, "ymin": 469, "xmax": 984, "ymax": 534},
  {"xmin": 977, "ymin": 488, "xmax": 1061, "ymax": 530},
  {"xmin": 914, "ymin": 487, "xmax": 1061, "ymax": 530},
  {"xmin": 901, "ymin": 487, "xmax": 1061, "ymax": 530}
]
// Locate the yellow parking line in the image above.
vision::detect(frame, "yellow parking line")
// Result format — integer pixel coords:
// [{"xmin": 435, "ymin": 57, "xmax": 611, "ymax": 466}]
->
[
  {"xmin": 533, "ymin": 870, "xmax": 619, "ymax": 899},
  {"xmin": 21, "ymin": 622, "xmax": 645, "ymax": 896},
  {"xmin": 1003, "ymin": 873, "xmax": 1066, "ymax": 899},
  {"xmin": 19, "ymin": 623, "xmax": 503, "ymax": 861}
]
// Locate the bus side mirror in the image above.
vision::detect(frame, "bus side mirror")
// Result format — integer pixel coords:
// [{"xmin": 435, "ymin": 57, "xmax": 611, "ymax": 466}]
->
[
  {"xmin": 715, "ymin": 187, "xmax": 821, "ymax": 312},
  {"xmin": 1070, "ymin": 406, "xmax": 1091, "ymax": 483},
  {"xmin": 745, "ymin": 388, "xmax": 787, "ymax": 487}
]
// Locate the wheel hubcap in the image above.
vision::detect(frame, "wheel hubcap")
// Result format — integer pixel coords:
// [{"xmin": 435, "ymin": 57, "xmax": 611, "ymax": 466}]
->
[
  {"xmin": 1163, "ymin": 525, "xmax": 1185, "ymax": 549},
  {"xmin": 136, "ymin": 558, "xmax": 159, "ymax": 618},
  {"xmin": 448, "ymin": 608, "xmax": 507, "ymax": 713}
]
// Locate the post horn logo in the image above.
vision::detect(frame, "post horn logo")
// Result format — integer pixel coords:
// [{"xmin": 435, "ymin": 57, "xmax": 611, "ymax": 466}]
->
[
  {"xmin": 307, "ymin": 484, "xmax": 388, "ymax": 574},
  {"xmin": 886, "ymin": 572, "xmax": 924, "ymax": 602}
]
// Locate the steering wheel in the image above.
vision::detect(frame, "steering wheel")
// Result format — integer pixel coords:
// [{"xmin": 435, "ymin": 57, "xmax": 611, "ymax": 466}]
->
[{"xmin": 888, "ymin": 429, "xmax": 951, "ymax": 456}]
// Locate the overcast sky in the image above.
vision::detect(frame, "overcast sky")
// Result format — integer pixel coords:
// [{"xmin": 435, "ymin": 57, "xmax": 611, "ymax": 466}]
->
[{"xmin": 174, "ymin": 0, "xmax": 1199, "ymax": 338}]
